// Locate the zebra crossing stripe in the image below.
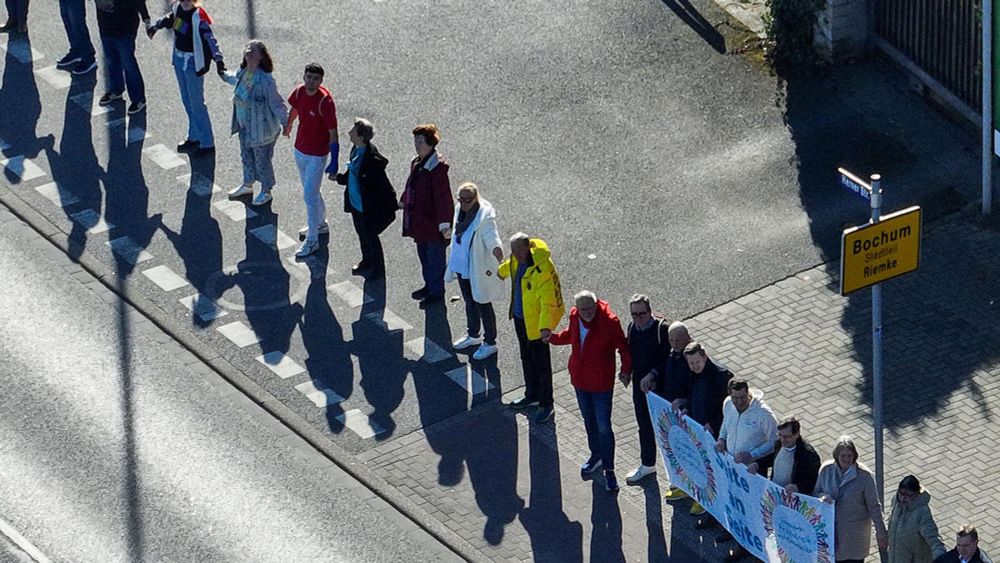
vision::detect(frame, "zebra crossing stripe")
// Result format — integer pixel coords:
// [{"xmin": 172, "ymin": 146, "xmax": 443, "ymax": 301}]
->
[
  {"xmin": 34, "ymin": 182, "xmax": 80, "ymax": 207},
  {"xmin": 70, "ymin": 209, "xmax": 114, "ymax": 234},
  {"xmin": 294, "ymin": 380, "xmax": 346, "ymax": 408},
  {"xmin": 1, "ymin": 155, "xmax": 46, "ymax": 182}
]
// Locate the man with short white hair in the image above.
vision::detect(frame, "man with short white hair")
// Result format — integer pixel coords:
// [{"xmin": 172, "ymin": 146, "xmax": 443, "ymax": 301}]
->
[{"xmin": 548, "ymin": 290, "xmax": 631, "ymax": 491}]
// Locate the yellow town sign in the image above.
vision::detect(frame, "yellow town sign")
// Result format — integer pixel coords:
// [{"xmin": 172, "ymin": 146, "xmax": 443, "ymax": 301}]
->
[{"xmin": 840, "ymin": 206, "xmax": 922, "ymax": 295}]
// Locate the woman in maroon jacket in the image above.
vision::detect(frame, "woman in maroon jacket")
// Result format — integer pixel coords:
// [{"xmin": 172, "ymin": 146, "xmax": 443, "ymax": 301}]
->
[
  {"xmin": 400, "ymin": 123, "xmax": 453, "ymax": 306},
  {"xmin": 547, "ymin": 290, "xmax": 632, "ymax": 491}
]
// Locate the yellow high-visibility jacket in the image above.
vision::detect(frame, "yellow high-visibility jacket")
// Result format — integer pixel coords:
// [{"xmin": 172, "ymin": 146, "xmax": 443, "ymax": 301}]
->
[{"xmin": 498, "ymin": 238, "xmax": 565, "ymax": 340}]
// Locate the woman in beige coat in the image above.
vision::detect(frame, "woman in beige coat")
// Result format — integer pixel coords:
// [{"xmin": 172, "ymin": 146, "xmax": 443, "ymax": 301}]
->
[
  {"xmin": 886, "ymin": 475, "xmax": 947, "ymax": 563},
  {"xmin": 814, "ymin": 436, "xmax": 888, "ymax": 563}
]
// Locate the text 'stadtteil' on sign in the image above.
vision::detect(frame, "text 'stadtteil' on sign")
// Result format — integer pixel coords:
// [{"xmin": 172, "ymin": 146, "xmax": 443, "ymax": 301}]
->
[{"xmin": 840, "ymin": 206, "xmax": 922, "ymax": 295}]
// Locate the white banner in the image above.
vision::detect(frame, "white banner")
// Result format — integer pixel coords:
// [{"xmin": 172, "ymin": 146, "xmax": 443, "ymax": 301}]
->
[{"xmin": 647, "ymin": 392, "xmax": 835, "ymax": 563}]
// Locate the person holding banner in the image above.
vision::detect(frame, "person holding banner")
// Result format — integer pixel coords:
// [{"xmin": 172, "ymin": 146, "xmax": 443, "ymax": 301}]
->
[
  {"xmin": 748, "ymin": 416, "xmax": 821, "ymax": 496},
  {"xmin": 814, "ymin": 436, "xmax": 888, "ymax": 563},
  {"xmin": 671, "ymin": 341, "xmax": 732, "ymax": 515},
  {"xmin": 886, "ymin": 475, "xmax": 947, "ymax": 563},
  {"xmin": 546, "ymin": 290, "xmax": 631, "ymax": 492},
  {"xmin": 641, "ymin": 320, "xmax": 694, "ymax": 498}
]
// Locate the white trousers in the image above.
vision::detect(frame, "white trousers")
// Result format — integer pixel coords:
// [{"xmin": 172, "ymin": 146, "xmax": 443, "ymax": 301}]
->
[{"xmin": 294, "ymin": 148, "xmax": 329, "ymax": 242}]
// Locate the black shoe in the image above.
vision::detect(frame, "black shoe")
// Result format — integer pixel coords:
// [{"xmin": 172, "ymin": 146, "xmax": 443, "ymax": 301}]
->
[
  {"xmin": 533, "ymin": 406, "xmax": 554, "ymax": 423},
  {"xmin": 192, "ymin": 145, "xmax": 215, "ymax": 157},
  {"xmin": 71, "ymin": 59, "xmax": 97, "ymax": 75},
  {"xmin": 98, "ymin": 92, "xmax": 124, "ymax": 106},
  {"xmin": 604, "ymin": 470, "xmax": 620, "ymax": 492},
  {"xmin": 580, "ymin": 457, "xmax": 602, "ymax": 475},
  {"xmin": 507, "ymin": 397, "xmax": 538, "ymax": 411},
  {"xmin": 410, "ymin": 287, "xmax": 429, "ymax": 300},
  {"xmin": 418, "ymin": 293, "xmax": 443, "ymax": 308},
  {"xmin": 56, "ymin": 53, "xmax": 81, "ymax": 68},
  {"xmin": 351, "ymin": 262, "xmax": 370, "ymax": 276},
  {"xmin": 127, "ymin": 101, "xmax": 146, "ymax": 115},
  {"xmin": 0, "ymin": 20, "xmax": 14, "ymax": 33},
  {"xmin": 177, "ymin": 140, "xmax": 200, "ymax": 153}
]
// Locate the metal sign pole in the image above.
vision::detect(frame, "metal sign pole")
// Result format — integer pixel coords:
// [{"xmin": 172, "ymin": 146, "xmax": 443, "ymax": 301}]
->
[
  {"xmin": 984, "ymin": 0, "xmax": 993, "ymax": 214},
  {"xmin": 870, "ymin": 174, "xmax": 885, "ymax": 502}
]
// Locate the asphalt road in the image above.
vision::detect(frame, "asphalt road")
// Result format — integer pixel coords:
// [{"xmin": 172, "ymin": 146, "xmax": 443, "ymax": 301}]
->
[{"xmin": 0, "ymin": 215, "xmax": 457, "ymax": 562}]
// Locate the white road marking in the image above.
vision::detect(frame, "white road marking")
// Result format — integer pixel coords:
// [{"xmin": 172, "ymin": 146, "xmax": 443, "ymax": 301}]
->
[
  {"xmin": 70, "ymin": 209, "xmax": 113, "ymax": 234},
  {"xmin": 212, "ymin": 199, "xmax": 257, "ymax": 222},
  {"xmin": 176, "ymin": 173, "xmax": 221, "ymax": 197},
  {"xmin": 141, "ymin": 265, "xmax": 190, "ymax": 292},
  {"xmin": 404, "ymin": 336, "xmax": 451, "ymax": 364},
  {"xmin": 1, "ymin": 155, "xmax": 46, "ymax": 182},
  {"xmin": 0, "ymin": 38, "xmax": 45, "ymax": 63},
  {"xmin": 255, "ymin": 351, "xmax": 304, "ymax": 379},
  {"xmin": 444, "ymin": 365, "xmax": 493, "ymax": 395},
  {"xmin": 34, "ymin": 65, "xmax": 71, "ymax": 89},
  {"xmin": 327, "ymin": 280, "xmax": 373, "ymax": 308},
  {"xmin": 293, "ymin": 380, "xmax": 346, "ymax": 408},
  {"xmin": 69, "ymin": 92, "xmax": 113, "ymax": 116},
  {"xmin": 335, "ymin": 409, "xmax": 386, "ymax": 439},
  {"xmin": 106, "ymin": 236, "xmax": 153, "ymax": 264},
  {"xmin": 216, "ymin": 321, "xmax": 262, "ymax": 348},
  {"xmin": 178, "ymin": 293, "xmax": 229, "ymax": 322},
  {"xmin": 143, "ymin": 144, "xmax": 185, "ymax": 169},
  {"xmin": 365, "ymin": 309, "xmax": 412, "ymax": 332},
  {"xmin": 0, "ymin": 516, "xmax": 51, "ymax": 563},
  {"xmin": 34, "ymin": 182, "xmax": 80, "ymax": 207},
  {"xmin": 249, "ymin": 225, "xmax": 297, "ymax": 250}
]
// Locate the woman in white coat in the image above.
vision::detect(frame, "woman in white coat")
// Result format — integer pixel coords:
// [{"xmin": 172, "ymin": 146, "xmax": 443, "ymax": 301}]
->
[{"xmin": 445, "ymin": 182, "xmax": 505, "ymax": 360}]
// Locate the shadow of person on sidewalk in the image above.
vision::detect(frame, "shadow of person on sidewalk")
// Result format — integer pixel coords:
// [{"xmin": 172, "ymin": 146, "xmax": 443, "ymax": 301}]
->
[
  {"xmin": 589, "ymin": 478, "xmax": 626, "ymax": 562},
  {"xmin": 0, "ymin": 34, "xmax": 51, "ymax": 187},
  {"xmin": 519, "ymin": 422, "xmax": 584, "ymax": 562}
]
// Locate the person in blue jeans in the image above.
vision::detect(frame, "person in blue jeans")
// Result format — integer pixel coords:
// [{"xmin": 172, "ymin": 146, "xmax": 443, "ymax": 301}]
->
[
  {"xmin": 95, "ymin": 0, "xmax": 149, "ymax": 115},
  {"xmin": 546, "ymin": 290, "xmax": 632, "ymax": 492},
  {"xmin": 56, "ymin": 0, "xmax": 96, "ymax": 74},
  {"xmin": 148, "ymin": 0, "xmax": 225, "ymax": 156}
]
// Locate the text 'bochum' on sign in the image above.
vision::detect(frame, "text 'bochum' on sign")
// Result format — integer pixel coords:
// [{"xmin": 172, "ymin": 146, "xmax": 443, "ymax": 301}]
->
[{"xmin": 840, "ymin": 206, "xmax": 921, "ymax": 295}]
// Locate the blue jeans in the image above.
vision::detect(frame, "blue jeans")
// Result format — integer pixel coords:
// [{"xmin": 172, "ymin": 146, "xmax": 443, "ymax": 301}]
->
[
  {"xmin": 58, "ymin": 0, "xmax": 94, "ymax": 60},
  {"xmin": 173, "ymin": 52, "xmax": 214, "ymax": 147},
  {"xmin": 576, "ymin": 389, "xmax": 615, "ymax": 471},
  {"xmin": 101, "ymin": 34, "xmax": 144, "ymax": 102},
  {"xmin": 416, "ymin": 240, "xmax": 446, "ymax": 297}
]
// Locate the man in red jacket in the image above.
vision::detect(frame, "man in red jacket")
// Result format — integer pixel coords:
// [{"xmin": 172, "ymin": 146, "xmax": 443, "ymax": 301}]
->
[{"xmin": 546, "ymin": 290, "xmax": 631, "ymax": 491}]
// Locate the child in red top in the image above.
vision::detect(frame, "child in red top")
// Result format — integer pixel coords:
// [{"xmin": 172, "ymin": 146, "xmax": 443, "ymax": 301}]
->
[{"xmin": 283, "ymin": 63, "xmax": 339, "ymax": 257}]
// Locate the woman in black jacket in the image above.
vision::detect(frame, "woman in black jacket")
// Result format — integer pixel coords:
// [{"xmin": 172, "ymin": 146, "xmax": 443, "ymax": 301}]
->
[{"xmin": 335, "ymin": 118, "xmax": 397, "ymax": 278}]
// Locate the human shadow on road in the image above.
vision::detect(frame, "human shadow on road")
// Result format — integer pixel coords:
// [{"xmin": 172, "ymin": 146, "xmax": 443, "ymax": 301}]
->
[
  {"xmin": 0, "ymin": 35, "xmax": 51, "ymax": 186},
  {"xmin": 223, "ymin": 210, "xmax": 302, "ymax": 360},
  {"xmin": 297, "ymin": 252, "xmax": 354, "ymax": 434},
  {"xmin": 589, "ymin": 479, "xmax": 626, "ymax": 562},
  {"xmin": 159, "ymin": 155, "xmax": 225, "ymax": 328},
  {"xmin": 661, "ymin": 0, "xmax": 726, "ymax": 54},
  {"xmin": 44, "ymin": 74, "xmax": 103, "ymax": 263},
  {"xmin": 519, "ymin": 422, "xmax": 584, "ymax": 562},
  {"xmin": 351, "ymin": 275, "xmax": 407, "ymax": 439},
  {"xmin": 639, "ymin": 477, "xmax": 669, "ymax": 561}
]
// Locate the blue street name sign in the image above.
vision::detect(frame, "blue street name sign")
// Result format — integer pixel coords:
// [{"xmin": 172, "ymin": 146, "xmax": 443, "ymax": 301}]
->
[{"xmin": 838, "ymin": 167, "xmax": 872, "ymax": 201}]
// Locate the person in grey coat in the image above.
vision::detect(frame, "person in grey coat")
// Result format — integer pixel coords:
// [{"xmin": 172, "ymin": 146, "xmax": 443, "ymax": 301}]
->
[
  {"xmin": 887, "ymin": 475, "xmax": 947, "ymax": 563},
  {"xmin": 814, "ymin": 435, "xmax": 888, "ymax": 563},
  {"xmin": 222, "ymin": 40, "xmax": 287, "ymax": 207}
]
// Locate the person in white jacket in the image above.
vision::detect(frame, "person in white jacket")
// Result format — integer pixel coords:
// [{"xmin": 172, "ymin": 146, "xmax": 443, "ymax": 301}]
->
[
  {"xmin": 444, "ymin": 182, "xmax": 505, "ymax": 360},
  {"xmin": 715, "ymin": 378, "xmax": 778, "ymax": 559},
  {"xmin": 715, "ymin": 378, "xmax": 778, "ymax": 465}
]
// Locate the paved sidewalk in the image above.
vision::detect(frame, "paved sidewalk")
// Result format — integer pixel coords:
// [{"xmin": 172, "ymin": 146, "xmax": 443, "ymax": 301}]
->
[{"xmin": 360, "ymin": 208, "xmax": 1000, "ymax": 561}]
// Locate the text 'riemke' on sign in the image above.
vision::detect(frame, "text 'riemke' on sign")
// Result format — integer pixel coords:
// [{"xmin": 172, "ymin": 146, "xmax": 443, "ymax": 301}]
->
[{"xmin": 840, "ymin": 206, "xmax": 921, "ymax": 295}]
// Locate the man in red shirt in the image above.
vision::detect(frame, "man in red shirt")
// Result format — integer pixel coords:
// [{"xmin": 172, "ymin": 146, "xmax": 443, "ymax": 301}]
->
[
  {"xmin": 546, "ymin": 290, "xmax": 631, "ymax": 491},
  {"xmin": 283, "ymin": 63, "xmax": 339, "ymax": 257}
]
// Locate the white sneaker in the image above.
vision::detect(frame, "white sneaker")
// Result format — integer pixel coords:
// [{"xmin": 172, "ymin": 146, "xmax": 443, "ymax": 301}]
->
[
  {"xmin": 228, "ymin": 184, "xmax": 253, "ymax": 199},
  {"xmin": 298, "ymin": 223, "xmax": 329, "ymax": 237},
  {"xmin": 472, "ymin": 342, "xmax": 497, "ymax": 360},
  {"xmin": 251, "ymin": 190, "xmax": 272, "ymax": 206},
  {"xmin": 625, "ymin": 465, "xmax": 656, "ymax": 485},
  {"xmin": 452, "ymin": 334, "xmax": 482, "ymax": 350},
  {"xmin": 295, "ymin": 239, "xmax": 320, "ymax": 258}
]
